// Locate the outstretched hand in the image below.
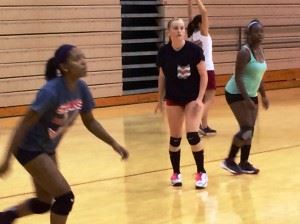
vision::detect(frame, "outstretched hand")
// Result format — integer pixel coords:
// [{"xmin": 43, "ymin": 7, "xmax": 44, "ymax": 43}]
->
[{"xmin": 111, "ymin": 142, "xmax": 129, "ymax": 160}]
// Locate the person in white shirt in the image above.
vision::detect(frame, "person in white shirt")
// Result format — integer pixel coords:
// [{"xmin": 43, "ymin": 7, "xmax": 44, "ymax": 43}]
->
[{"xmin": 187, "ymin": 0, "xmax": 217, "ymax": 136}]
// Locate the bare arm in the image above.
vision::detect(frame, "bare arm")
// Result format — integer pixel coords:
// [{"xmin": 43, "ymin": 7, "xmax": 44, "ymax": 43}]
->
[
  {"xmin": 0, "ymin": 109, "xmax": 40, "ymax": 175},
  {"xmin": 188, "ymin": 0, "xmax": 193, "ymax": 21},
  {"xmin": 155, "ymin": 67, "xmax": 166, "ymax": 113},
  {"xmin": 259, "ymin": 80, "xmax": 270, "ymax": 109},
  {"xmin": 196, "ymin": 0, "xmax": 209, "ymax": 36},
  {"xmin": 80, "ymin": 111, "xmax": 129, "ymax": 159},
  {"xmin": 158, "ymin": 68, "xmax": 166, "ymax": 103},
  {"xmin": 81, "ymin": 111, "xmax": 116, "ymax": 145},
  {"xmin": 196, "ymin": 60, "xmax": 208, "ymax": 101},
  {"xmin": 234, "ymin": 47, "xmax": 251, "ymax": 101},
  {"xmin": 258, "ymin": 80, "xmax": 266, "ymax": 98}
]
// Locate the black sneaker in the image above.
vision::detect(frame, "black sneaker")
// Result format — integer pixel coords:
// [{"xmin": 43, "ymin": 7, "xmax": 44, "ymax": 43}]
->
[
  {"xmin": 221, "ymin": 159, "xmax": 242, "ymax": 175},
  {"xmin": 0, "ymin": 211, "xmax": 17, "ymax": 224},
  {"xmin": 198, "ymin": 128, "xmax": 206, "ymax": 136},
  {"xmin": 200, "ymin": 126, "xmax": 217, "ymax": 136},
  {"xmin": 239, "ymin": 162, "xmax": 260, "ymax": 174}
]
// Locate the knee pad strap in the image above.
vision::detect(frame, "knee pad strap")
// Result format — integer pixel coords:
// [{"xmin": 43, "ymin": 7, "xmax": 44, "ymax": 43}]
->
[
  {"xmin": 51, "ymin": 191, "xmax": 75, "ymax": 215},
  {"xmin": 187, "ymin": 132, "xmax": 201, "ymax": 145}
]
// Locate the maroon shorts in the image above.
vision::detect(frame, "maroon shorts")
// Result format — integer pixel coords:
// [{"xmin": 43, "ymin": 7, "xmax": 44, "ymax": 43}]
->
[
  {"xmin": 165, "ymin": 99, "xmax": 191, "ymax": 107},
  {"xmin": 207, "ymin": 70, "xmax": 216, "ymax": 90}
]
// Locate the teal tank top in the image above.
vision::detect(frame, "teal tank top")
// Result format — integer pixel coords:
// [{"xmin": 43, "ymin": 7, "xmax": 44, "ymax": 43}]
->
[{"xmin": 225, "ymin": 45, "xmax": 267, "ymax": 97}]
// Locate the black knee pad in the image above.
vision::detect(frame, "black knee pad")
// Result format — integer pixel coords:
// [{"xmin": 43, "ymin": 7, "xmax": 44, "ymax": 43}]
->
[
  {"xmin": 28, "ymin": 198, "xmax": 51, "ymax": 214},
  {"xmin": 51, "ymin": 191, "xmax": 75, "ymax": 215},
  {"xmin": 169, "ymin": 137, "xmax": 181, "ymax": 147},
  {"xmin": 186, "ymin": 132, "xmax": 201, "ymax": 145},
  {"xmin": 237, "ymin": 126, "xmax": 254, "ymax": 140}
]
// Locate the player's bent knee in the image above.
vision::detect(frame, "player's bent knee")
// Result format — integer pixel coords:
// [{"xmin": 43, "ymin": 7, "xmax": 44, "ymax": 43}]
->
[
  {"xmin": 237, "ymin": 126, "xmax": 253, "ymax": 140},
  {"xmin": 51, "ymin": 191, "xmax": 75, "ymax": 215},
  {"xmin": 186, "ymin": 132, "xmax": 201, "ymax": 145},
  {"xmin": 169, "ymin": 137, "xmax": 181, "ymax": 147},
  {"xmin": 233, "ymin": 135, "xmax": 245, "ymax": 147},
  {"xmin": 29, "ymin": 198, "xmax": 51, "ymax": 214}
]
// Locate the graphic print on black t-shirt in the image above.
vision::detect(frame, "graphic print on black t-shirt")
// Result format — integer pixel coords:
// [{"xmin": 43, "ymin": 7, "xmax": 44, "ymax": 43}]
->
[
  {"xmin": 156, "ymin": 41, "xmax": 205, "ymax": 102},
  {"xmin": 48, "ymin": 99, "xmax": 82, "ymax": 140},
  {"xmin": 177, "ymin": 64, "xmax": 191, "ymax": 79}
]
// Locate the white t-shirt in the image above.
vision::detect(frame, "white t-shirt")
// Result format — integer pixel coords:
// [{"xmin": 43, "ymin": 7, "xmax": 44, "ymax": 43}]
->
[{"xmin": 189, "ymin": 31, "xmax": 215, "ymax": 70}]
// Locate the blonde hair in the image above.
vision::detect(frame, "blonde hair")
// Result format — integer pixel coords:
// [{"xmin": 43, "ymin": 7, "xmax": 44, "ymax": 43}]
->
[{"xmin": 167, "ymin": 17, "xmax": 185, "ymax": 30}]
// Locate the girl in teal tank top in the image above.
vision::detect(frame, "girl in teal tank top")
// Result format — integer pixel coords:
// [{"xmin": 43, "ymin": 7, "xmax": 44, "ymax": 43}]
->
[
  {"xmin": 225, "ymin": 45, "xmax": 267, "ymax": 97},
  {"xmin": 221, "ymin": 19, "xmax": 270, "ymax": 175}
]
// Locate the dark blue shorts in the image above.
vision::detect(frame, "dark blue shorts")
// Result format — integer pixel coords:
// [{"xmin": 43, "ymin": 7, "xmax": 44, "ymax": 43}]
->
[{"xmin": 14, "ymin": 147, "xmax": 54, "ymax": 165}]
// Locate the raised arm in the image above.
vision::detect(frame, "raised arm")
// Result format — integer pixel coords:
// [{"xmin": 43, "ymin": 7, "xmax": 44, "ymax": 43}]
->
[
  {"xmin": 195, "ymin": 0, "xmax": 209, "ymax": 36},
  {"xmin": 188, "ymin": 0, "xmax": 193, "ymax": 21}
]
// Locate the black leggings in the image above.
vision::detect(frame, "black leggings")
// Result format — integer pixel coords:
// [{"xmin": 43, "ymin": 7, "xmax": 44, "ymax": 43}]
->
[{"xmin": 225, "ymin": 91, "xmax": 258, "ymax": 145}]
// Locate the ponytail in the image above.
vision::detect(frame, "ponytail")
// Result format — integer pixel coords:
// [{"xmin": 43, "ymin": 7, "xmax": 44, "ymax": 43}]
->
[
  {"xmin": 187, "ymin": 15, "xmax": 202, "ymax": 38},
  {"xmin": 187, "ymin": 22, "xmax": 195, "ymax": 38},
  {"xmin": 45, "ymin": 57, "xmax": 58, "ymax": 81},
  {"xmin": 44, "ymin": 44, "xmax": 75, "ymax": 81}
]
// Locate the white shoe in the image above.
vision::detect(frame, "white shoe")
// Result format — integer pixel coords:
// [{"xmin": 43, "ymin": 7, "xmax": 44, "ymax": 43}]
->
[
  {"xmin": 170, "ymin": 173, "xmax": 182, "ymax": 187},
  {"xmin": 195, "ymin": 172, "xmax": 208, "ymax": 189}
]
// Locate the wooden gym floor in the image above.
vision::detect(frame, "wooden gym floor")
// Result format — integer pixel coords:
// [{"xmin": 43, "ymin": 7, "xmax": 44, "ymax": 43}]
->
[{"xmin": 0, "ymin": 88, "xmax": 299, "ymax": 224}]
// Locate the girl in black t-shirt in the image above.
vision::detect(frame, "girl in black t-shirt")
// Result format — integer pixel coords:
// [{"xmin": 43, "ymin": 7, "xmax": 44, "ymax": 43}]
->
[{"xmin": 155, "ymin": 18, "xmax": 208, "ymax": 189}]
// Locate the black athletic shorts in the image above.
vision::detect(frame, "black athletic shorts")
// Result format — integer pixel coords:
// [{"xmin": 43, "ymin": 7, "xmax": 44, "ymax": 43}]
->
[
  {"xmin": 225, "ymin": 91, "xmax": 258, "ymax": 105},
  {"xmin": 14, "ymin": 147, "xmax": 55, "ymax": 165}
]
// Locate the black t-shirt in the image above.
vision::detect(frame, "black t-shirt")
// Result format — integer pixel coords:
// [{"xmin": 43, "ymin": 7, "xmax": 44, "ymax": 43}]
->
[{"xmin": 157, "ymin": 41, "xmax": 205, "ymax": 102}]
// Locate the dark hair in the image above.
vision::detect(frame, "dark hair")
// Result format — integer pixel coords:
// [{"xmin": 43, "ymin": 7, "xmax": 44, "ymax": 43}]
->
[
  {"xmin": 245, "ymin": 19, "xmax": 262, "ymax": 35},
  {"xmin": 45, "ymin": 57, "xmax": 58, "ymax": 81},
  {"xmin": 45, "ymin": 44, "xmax": 75, "ymax": 81},
  {"xmin": 187, "ymin": 15, "xmax": 202, "ymax": 37}
]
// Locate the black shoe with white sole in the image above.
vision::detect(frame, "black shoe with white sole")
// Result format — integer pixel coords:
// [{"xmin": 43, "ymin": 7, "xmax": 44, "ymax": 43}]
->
[{"xmin": 221, "ymin": 159, "xmax": 242, "ymax": 175}]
